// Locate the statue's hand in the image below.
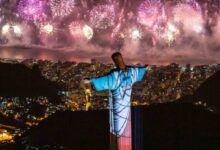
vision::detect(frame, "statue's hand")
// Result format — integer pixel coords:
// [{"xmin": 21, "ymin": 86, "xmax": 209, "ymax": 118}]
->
[
  {"xmin": 146, "ymin": 65, "xmax": 152, "ymax": 73},
  {"xmin": 80, "ymin": 79, "xmax": 92, "ymax": 90}
]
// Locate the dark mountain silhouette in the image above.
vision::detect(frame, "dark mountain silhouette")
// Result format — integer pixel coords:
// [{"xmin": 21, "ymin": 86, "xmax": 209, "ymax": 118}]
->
[
  {"xmin": 4, "ymin": 105, "xmax": 220, "ymax": 150},
  {"xmin": 175, "ymin": 70, "xmax": 220, "ymax": 113},
  {"xmin": 29, "ymin": 102, "xmax": 47, "ymax": 118},
  {"xmin": 4, "ymin": 110, "xmax": 109, "ymax": 150},
  {"xmin": 193, "ymin": 70, "xmax": 220, "ymax": 112},
  {"xmin": 142, "ymin": 103, "xmax": 220, "ymax": 150},
  {"xmin": 0, "ymin": 63, "xmax": 62, "ymax": 103}
]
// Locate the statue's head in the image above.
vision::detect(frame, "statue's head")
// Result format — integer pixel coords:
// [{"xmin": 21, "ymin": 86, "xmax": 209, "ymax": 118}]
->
[{"xmin": 111, "ymin": 52, "xmax": 126, "ymax": 71}]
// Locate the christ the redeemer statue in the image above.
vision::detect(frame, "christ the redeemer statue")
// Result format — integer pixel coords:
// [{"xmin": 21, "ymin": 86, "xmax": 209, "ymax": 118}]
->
[{"xmin": 81, "ymin": 52, "xmax": 148, "ymax": 150}]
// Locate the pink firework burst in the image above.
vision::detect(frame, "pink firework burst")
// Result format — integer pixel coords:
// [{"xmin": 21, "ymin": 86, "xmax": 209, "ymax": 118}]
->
[
  {"xmin": 179, "ymin": 0, "xmax": 202, "ymax": 12},
  {"xmin": 68, "ymin": 21, "xmax": 94, "ymax": 40},
  {"xmin": 49, "ymin": 0, "xmax": 76, "ymax": 17},
  {"xmin": 69, "ymin": 21, "xmax": 82, "ymax": 37},
  {"xmin": 39, "ymin": 22, "xmax": 55, "ymax": 35},
  {"xmin": 173, "ymin": 3, "xmax": 204, "ymax": 34},
  {"xmin": 89, "ymin": 4, "xmax": 116, "ymax": 30},
  {"xmin": 137, "ymin": 0, "xmax": 163, "ymax": 27},
  {"xmin": 17, "ymin": 0, "xmax": 46, "ymax": 21}
]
